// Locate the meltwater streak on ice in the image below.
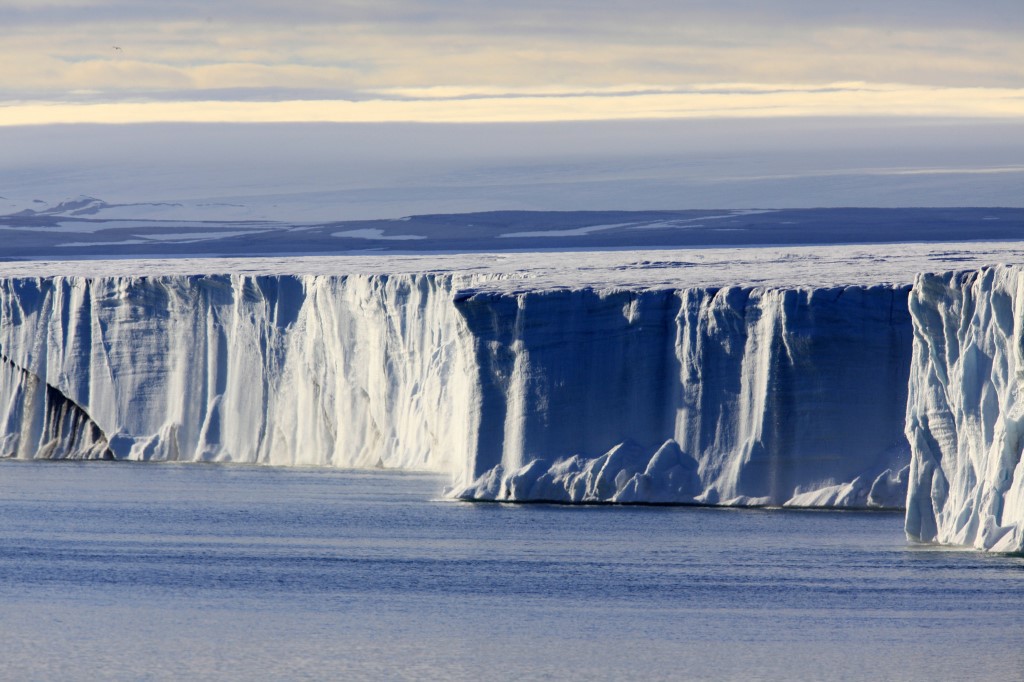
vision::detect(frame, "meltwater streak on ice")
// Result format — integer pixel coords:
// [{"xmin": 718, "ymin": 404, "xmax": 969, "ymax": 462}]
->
[
  {"xmin": 905, "ymin": 265, "xmax": 1024, "ymax": 551},
  {"xmin": 453, "ymin": 285, "xmax": 912, "ymax": 507},
  {"xmin": 0, "ymin": 270, "xmax": 913, "ymax": 509},
  {"xmin": 0, "ymin": 275, "xmax": 478, "ymax": 471}
]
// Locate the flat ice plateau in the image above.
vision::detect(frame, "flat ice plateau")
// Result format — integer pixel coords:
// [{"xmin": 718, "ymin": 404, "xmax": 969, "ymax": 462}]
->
[{"xmin": 3, "ymin": 237, "xmax": 1024, "ymax": 524}]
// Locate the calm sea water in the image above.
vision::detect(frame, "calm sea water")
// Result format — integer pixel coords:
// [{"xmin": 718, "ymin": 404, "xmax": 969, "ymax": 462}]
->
[{"xmin": 1, "ymin": 461, "xmax": 1023, "ymax": 681}]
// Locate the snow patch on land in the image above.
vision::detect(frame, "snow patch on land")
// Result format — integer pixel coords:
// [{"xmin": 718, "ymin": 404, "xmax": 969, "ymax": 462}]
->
[
  {"xmin": 136, "ymin": 231, "xmax": 268, "ymax": 242},
  {"xmin": 332, "ymin": 228, "xmax": 426, "ymax": 240},
  {"xmin": 498, "ymin": 222, "xmax": 636, "ymax": 238},
  {"xmin": 56, "ymin": 239, "xmax": 150, "ymax": 248}
]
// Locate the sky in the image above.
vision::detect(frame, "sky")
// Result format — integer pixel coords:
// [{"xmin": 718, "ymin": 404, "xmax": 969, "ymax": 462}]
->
[
  {"xmin": 2, "ymin": 0, "xmax": 1023, "ymax": 123},
  {"xmin": 0, "ymin": 1, "xmax": 1021, "ymax": 215}
]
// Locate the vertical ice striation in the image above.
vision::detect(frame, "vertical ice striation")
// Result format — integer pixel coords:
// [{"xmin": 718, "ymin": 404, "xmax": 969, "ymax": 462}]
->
[
  {"xmin": 0, "ymin": 353, "xmax": 112, "ymax": 460},
  {"xmin": 0, "ymin": 272, "xmax": 915, "ymax": 509},
  {"xmin": 0, "ymin": 275, "xmax": 477, "ymax": 471},
  {"xmin": 905, "ymin": 266, "xmax": 1024, "ymax": 551},
  {"xmin": 452, "ymin": 285, "xmax": 913, "ymax": 507}
]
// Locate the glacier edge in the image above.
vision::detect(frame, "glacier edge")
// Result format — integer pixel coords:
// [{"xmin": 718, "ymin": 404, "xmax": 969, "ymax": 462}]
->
[
  {"xmin": 452, "ymin": 285, "xmax": 912, "ymax": 508},
  {"xmin": 905, "ymin": 266, "xmax": 1024, "ymax": 552},
  {"xmin": 0, "ymin": 274, "xmax": 480, "ymax": 472},
  {"xmin": 0, "ymin": 273, "xmax": 915, "ymax": 511}
]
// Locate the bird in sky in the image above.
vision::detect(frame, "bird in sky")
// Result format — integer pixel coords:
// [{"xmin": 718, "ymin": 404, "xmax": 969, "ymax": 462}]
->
[{"xmin": 112, "ymin": 45, "xmax": 122, "ymax": 52}]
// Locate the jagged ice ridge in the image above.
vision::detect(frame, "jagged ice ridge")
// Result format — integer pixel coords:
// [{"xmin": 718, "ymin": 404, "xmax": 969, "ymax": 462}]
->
[{"xmin": 905, "ymin": 265, "xmax": 1024, "ymax": 552}]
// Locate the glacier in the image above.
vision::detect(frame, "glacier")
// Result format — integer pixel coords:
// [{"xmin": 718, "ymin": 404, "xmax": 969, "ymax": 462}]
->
[
  {"xmin": 452, "ymin": 285, "xmax": 912, "ymax": 507},
  {"xmin": 0, "ymin": 352, "xmax": 112, "ymax": 461},
  {"xmin": 0, "ymin": 274, "xmax": 911, "ymax": 508},
  {"xmin": 2, "ymin": 242, "xmax": 1024, "ymax": 518},
  {"xmin": 0, "ymin": 274, "xmax": 477, "ymax": 470},
  {"xmin": 905, "ymin": 265, "xmax": 1024, "ymax": 552}
]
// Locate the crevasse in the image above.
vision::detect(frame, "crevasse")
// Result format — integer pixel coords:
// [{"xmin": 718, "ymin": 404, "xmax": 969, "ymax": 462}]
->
[{"xmin": 0, "ymin": 274, "xmax": 913, "ymax": 509}]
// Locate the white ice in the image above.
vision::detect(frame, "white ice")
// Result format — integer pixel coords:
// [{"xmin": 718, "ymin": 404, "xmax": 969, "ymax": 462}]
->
[
  {"xmin": 1, "ymin": 243, "xmax": 1023, "ymax": 518},
  {"xmin": 332, "ymin": 228, "xmax": 426, "ymax": 240},
  {"xmin": 498, "ymin": 223, "xmax": 637, "ymax": 238},
  {"xmin": 449, "ymin": 284, "xmax": 912, "ymax": 508},
  {"xmin": 905, "ymin": 265, "xmax": 1024, "ymax": 551},
  {"xmin": 2, "ymin": 242, "xmax": 1021, "ymax": 511}
]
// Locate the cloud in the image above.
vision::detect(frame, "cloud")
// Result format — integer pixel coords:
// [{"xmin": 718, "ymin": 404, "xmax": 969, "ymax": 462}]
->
[
  {"xmin": 4, "ymin": 24, "xmax": 1023, "ymax": 99},
  {"xmin": 2, "ymin": 84, "xmax": 1023, "ymax": 125},
  {"xmin": 5, "ymin": 1, "xmax": 1023, "ymax": 32},
  {"xmin": 63, "ymin": 60, "xmax": 195, "ymax": 91},
  {"xmin": 0, "ymin": 1, "xmax": 1021, "ymax": 121}
]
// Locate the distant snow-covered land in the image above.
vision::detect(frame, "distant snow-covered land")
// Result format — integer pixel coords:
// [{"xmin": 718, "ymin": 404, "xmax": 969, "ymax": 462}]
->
[
  {"xmin": 1, "ymin": 202, "xmax": 1022, "ymax": 259},
  {"xmin": 3, "ymin": 120, "xmax": 1023, "ymax": 227}
]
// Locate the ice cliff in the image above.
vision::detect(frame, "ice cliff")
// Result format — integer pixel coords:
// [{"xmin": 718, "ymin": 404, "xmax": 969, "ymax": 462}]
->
[
  {"xmin": 453, "ymin": 285, "xmax": 912, "ymax": 507},
  {"xmin": 905, "ymin": 266, "xmax": 1024, "ymax": 552},
  {"xmin": 0, "ymin": 352, "xmax": 112, "ymax": 460},
  {"xmin": 0, "ymin": 275, "xmax": 476, "ymax": 470},
  {"xmin": 0, "ymin": 272, "xmax": 913, "ymax": 509}
]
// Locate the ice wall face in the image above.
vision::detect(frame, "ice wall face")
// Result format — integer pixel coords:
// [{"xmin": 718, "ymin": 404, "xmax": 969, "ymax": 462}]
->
[
  {"xmin": 0, "ymin": 354, "xmax": 112, "ymax": 460},
  {"xmin": 452, "ymin": 285, "xmax": 913, "ymax": 507},
  {"xmin": 0, "ymin": 272, "xmax": 914, "ymax": 510},
  {"xmin": 905, "ymin": 267, "xmax": 1024, "ymax": 551},
  {"xmin": 0, "ymin": 275, "xmax": 477, "ymax": 471}
]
